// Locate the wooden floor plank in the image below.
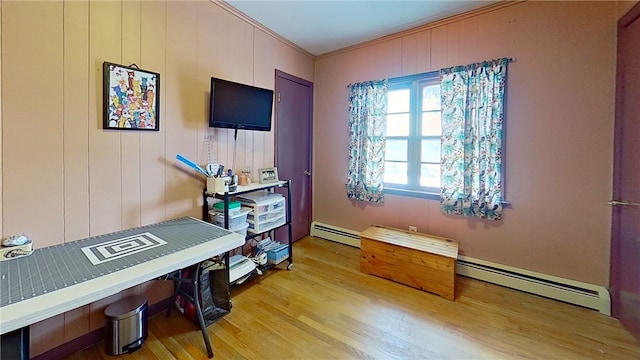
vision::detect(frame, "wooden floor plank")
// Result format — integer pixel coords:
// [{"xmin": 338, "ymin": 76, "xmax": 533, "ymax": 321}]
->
[{"xmin": 63, "ymin": 236, "xmax": 640, "ymax": 359}]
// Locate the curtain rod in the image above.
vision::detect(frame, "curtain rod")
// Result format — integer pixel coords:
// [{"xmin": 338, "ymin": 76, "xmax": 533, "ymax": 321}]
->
[{"xmin": 347, "ymin": 57, "xmax": 516, "ymax": 88}]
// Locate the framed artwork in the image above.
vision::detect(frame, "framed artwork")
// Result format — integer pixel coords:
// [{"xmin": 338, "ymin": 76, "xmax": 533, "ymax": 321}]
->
[
  {"xmin": 258, "ymin": 167, "xmax": 279, "ymax": 184},
  {"xmin": 103, "ymin": 61, "xmax": 160, "ymax": 131}
]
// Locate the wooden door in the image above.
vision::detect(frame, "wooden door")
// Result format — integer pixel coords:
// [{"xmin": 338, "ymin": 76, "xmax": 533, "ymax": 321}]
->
[
  {"xmin": 274, "ymin": 70, "xmax": 313, "ymax": 242},
  {"xmin": 610, "ymin": 2, "xmax": 640, "ymax": 341}
]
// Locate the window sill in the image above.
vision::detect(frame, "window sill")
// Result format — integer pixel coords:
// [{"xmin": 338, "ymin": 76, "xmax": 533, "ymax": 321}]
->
[
  {"xmin": 384, "ymin": 187, "xmax": 512, "ymax": 208},
  {"xmin": 384, "ymin": 188, "xmax": 440, "ymax": 200}
]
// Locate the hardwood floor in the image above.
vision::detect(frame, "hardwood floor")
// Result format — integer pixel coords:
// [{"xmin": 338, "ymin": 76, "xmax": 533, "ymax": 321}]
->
[{"xmin": 66, "ymin": 236, "xmax": 640, "ymax": 359}]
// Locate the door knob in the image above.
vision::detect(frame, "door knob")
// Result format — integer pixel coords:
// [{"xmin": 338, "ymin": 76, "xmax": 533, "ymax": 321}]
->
[
  {"xmin": 607, "ymin": 200, "xmax": 640, "ymax": 207},
  {"xmin": 304, "ymin": 171, "xmax": 311, "ymax": 176}
]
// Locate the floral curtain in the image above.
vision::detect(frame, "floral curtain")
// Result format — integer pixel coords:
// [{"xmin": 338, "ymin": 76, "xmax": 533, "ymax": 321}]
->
[
  {"xmin": 346, "ymin": 79, "xmax": 388, "ymax": 203},
  {"xmin": 440, "ymin": 58, "xmax": 509, "ymax": 220}
]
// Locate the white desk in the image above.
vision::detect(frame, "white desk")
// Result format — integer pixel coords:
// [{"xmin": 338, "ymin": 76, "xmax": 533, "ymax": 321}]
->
[{"xmin": 0, "ymin": 217, "xmax": 244, "ymax": 357}]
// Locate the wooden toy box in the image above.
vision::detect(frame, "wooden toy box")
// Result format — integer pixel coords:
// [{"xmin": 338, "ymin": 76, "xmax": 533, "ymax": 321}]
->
[{"xmin": 360, "ymin": 225, "xmax": 459, "ymax": 301}]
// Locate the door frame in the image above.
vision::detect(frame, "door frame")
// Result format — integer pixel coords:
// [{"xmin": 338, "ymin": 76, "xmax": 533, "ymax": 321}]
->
[
  {"xmin": 274, "ymin": 69, "xmax": 314, "ymax": 241},
  {"xmin": 610, "ymin": 1, "xmax": 640, "ymax": 340}
]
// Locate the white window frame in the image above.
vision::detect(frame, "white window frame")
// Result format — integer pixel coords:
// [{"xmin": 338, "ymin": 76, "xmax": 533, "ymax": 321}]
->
[{"xmin": 384, "ymin": 71, "xmax": 441, "ymax": 199}]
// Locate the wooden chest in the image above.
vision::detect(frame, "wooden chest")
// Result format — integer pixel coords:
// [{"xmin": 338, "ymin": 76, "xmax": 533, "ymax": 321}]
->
[{"xmin": 360, "ymin": 225, "xmax": 459, "ymax": 301}]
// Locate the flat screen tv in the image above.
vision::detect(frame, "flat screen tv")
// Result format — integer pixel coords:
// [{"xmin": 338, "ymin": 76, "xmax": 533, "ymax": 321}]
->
[{"xmin": 209, "ymin": 77, "xmax": 274, "ymax": 132}]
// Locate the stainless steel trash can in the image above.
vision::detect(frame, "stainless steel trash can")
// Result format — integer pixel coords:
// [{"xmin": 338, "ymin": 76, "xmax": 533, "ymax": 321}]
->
[{"xmin": 104, "ymin": 295, "xmax": 148, "ymax": 355}]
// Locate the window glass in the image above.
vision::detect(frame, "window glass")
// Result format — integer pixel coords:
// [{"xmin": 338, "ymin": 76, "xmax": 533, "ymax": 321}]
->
[
  {"xmin": 387, "ymin": 89, "xmax": 410, "ymax": 113},
  {"xmin": 422, "ymin": 84, "xmax": 440, "ymax": 111},
  {"xmin": 385, "ymin": 140, "xmax": 408, "ymax": 161},
  {"xmin": 384, "ymin": 162, "xmax": 408, "ymax": 184},
  {"xmin": 421, "ymin": 139, "xmax": 440, "ymax": 163},
  {"xmin": 386, "ymin": 113, "xmax": 410, "ymax": 136},
  {"xmin": 420, "ymin": 164, "xmax": 440, "ymax": 188},
  {"xmin": 384, "ymin": 71, "xmax": 441, "ymax": 194},
  {"xmin": 421, "ymin": 111, "xmax": 441, "ymax": 136}
]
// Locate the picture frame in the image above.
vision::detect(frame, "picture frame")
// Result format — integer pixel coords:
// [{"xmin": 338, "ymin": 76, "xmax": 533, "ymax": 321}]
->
[
  {"xmin": 103, "ymin": 61, "xmax": 160, "ymax": 131},
  {"xmin": 258, "ymin": 167, "xmax": 279, "ymax": 184}
]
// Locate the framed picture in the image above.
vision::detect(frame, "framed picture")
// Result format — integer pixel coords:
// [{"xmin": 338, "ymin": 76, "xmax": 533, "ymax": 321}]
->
[
  {"xmin": 103, "ymin": 61, "xmax": 160, "ymax": 131},
  {"xmin": 258, "ymin": 167, "xmax": 279, "ymax": 184}
]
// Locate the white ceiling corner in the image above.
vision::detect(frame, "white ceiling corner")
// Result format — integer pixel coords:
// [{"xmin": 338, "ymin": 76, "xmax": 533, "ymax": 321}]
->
[{"xmin": 224, "ymin": 0, "xmax": 502, "ymax": 56}]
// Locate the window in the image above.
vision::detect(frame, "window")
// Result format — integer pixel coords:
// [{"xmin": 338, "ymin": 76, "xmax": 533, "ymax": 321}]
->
[{"xmin": 384, "ymin": 71, "xmax": 441, "ymax": 197}]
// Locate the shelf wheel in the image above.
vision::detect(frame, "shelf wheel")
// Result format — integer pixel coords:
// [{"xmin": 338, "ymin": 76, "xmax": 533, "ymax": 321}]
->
[{"xmin": 287, "ymin": 262, "xmax": 293, "ymax": 270}]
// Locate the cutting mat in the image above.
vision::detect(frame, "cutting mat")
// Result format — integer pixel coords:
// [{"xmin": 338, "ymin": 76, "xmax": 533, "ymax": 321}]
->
[{"xmin": 0, "ymin": 217, "xmax": 229, "ymax": 307}]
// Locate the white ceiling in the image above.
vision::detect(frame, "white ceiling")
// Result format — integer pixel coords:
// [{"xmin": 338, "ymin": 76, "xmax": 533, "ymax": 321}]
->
[{"xmin": 225, "ymin": 0, "xmax": 500, "ymax": 56}]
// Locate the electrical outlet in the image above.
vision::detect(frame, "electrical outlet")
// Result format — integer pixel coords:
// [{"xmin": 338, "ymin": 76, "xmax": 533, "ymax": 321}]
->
[{"xmin": 409, "ymin": 226, "xmax": 417, "ymax": 232}]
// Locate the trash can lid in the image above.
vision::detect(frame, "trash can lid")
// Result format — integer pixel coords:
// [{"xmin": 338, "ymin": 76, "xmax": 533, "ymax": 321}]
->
[{"xmin": 104, "ymin": 295, "xmax": 148, "ymax": 320}]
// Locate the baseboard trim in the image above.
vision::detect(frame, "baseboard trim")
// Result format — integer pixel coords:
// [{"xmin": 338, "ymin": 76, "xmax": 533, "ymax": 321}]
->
[
  {"xmin": 310, "ymin": 221, "xmax": 361, "ymax": 247},
  {"xmin": 457, "ymin": 255, "xmax": 611, "ymax": 315}
]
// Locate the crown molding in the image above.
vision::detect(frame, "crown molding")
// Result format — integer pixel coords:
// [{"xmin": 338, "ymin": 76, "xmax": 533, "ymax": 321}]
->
[
  {"xmin": 213, "ymin": 0, "xmax": 315, "ymax": 59},
  {"xmin": 316, "ymin": 1, "xmax": 523, "ymax": 59},
  {"xmin": 213, "ymin": 0, "xmax": 523, "ymax": 60}
]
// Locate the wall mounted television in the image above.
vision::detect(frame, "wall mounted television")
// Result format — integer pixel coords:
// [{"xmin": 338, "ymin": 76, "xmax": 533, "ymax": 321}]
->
[{"xmin": 209, "ymin": 77, "xmax": 274, "ymax": 132}]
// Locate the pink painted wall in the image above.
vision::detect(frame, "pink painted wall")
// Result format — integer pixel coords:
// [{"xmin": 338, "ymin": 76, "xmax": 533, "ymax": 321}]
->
[
  {"xmin": 314, "ymin": 1, "xmax": 617, "ymax": 287},
  {"xmin": 0, "ymin": 1, "xmax": 313, "ymax": 356},
  {"xmin": 1, "ymin": 0, "xmax": 634, "ymax": 356}
]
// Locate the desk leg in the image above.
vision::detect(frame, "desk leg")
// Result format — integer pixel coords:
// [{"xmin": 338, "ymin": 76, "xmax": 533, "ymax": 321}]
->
[
  {"xmin": 192, "ymin": 262, "xmax": 214, "ymax": 358},
  {"xmin": 166, "ymin": 269, "xmax": 186, "ymax": 318},
  {"xmin": 165, "ymin": 265, "xmax": 214, "ymax": 358},
  {"xmin": 1, "ymin": 327, "xmax": 29, "ymax": 360}
]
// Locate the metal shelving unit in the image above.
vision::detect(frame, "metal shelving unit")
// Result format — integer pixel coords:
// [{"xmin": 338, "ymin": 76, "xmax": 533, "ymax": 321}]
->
[{"xmin": 203, "ymin": 179, "xmax": 293, "ymax": 271}]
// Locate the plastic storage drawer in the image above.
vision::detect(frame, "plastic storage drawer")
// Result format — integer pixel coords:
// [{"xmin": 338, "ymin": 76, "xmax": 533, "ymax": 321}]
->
[
  {"xmin": 238, "ymin": 195, "xmax": 286, "ymax": 234},
  {"xmin": 231, "ymin": 222, "xmax": 249, "ymax": 238},
  {"xmin": 209, "ymin": 207, "xmax": 250, "ymax": 229},
  {"xmin": 247, "ymin": 214, "xmax": 286, "ymax": 234}
]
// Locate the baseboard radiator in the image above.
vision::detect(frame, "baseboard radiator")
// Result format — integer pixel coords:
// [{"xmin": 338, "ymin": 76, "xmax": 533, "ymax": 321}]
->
[
  {"xmin": 309, "ymin": 221, "xmax": 611, "ymax": 316},
  {"xmin": 310, "ymin": 221, "xmax": 361, "ymax": 247}
]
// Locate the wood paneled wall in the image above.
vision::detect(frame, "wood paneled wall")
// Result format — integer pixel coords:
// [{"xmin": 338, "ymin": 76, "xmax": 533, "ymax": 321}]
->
[
  {"xmin": 314, "ymin": 1, "xmax": 617, "ymax": 288},
  {"xmin": 0, "ymin": 0, "xmax": 313, "ymax": 356}
]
